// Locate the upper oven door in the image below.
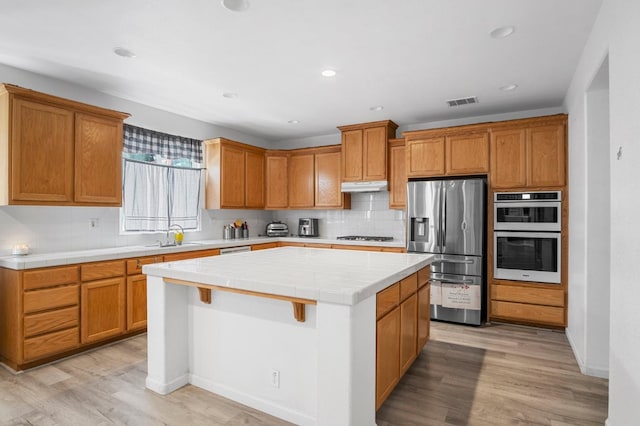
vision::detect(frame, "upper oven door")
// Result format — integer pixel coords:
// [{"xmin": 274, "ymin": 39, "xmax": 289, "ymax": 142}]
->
[{"xmin": 494, "ymin": 201, "xmax": 561, "ymax": 231}]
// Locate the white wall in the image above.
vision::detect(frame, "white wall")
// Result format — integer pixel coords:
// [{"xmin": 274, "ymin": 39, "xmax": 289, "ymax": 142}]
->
[{"xmin": 564, "ymin": 0, "xmax": 640, "ymax": 423}]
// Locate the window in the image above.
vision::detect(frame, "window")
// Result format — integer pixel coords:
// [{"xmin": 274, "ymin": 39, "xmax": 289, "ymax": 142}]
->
[{"xmin": 121, "ymin": 125, "xmax": 203, "ymax": 233}]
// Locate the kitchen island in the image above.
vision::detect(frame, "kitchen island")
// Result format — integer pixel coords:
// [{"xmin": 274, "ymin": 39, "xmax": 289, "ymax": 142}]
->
[{"xmin": 143, "ymin": 247, "xmax": 433, "ymax": 426}]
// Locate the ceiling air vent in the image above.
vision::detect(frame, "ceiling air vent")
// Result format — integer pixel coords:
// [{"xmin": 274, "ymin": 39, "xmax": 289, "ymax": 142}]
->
[{"xmin": 446, "ymin": 96, "xmax": 478, "ymax": 107}]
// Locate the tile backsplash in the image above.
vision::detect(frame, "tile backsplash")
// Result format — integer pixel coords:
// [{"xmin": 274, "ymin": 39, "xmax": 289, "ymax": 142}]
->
[
  {"xmin": 272, "ymin": 192, "xmax": 406, "ymax": 242},
  {"xmin": 0, "ymin": 192, "xmax": 405, "ymax": 256}
]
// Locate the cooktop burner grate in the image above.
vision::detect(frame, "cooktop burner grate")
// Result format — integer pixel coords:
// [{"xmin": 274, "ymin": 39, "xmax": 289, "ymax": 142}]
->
[{"xmin": 336, "ymin": 236, "xmax": 394, "ymax": 242}]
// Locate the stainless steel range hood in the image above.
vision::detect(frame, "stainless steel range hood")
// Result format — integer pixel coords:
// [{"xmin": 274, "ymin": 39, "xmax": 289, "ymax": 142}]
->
[{"xmin": 340, "ymin": 180, "xmax": 388, "ymax": 193}]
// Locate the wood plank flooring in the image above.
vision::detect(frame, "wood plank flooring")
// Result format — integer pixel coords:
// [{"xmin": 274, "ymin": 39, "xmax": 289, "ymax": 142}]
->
[{"xmin": 0, "ymin": 321, "xmax": 608, "ymax": 425}]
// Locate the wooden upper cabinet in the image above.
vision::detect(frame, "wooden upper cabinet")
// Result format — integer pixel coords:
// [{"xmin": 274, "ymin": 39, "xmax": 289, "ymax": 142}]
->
[
  {"xmin": 74, "ymin": 113, "xmax": 123, "ymax": 204},
  {"xmin": 388, "ymin": 139, "xmax": 406, "ymax": 209},
  {"xmin": 245, "ymin": 149, "xmax": 265, "ymax": 208},
  {"xmin": 338, "ymin": 120, "xmax": 397, "ymax": 182},
  {"xmin": 288, "ymin": 152, "xmax": 315, "ymax": 208},
  {"xmin": 0, "ymin": 84, "xmax": 128, "ymax": 206},
  {"xmin": 446, "ymin": 133, "xmax": 489, "ymax": 175},
  {"xmin": 265, "ymin": 153, "xmax": 288, "ymax": 209},
  {"xmin": 406, "ymin": 136, "xmax": 445, "ymax": 177},
  {"xmin": 341, "ymin": 129, "xmax": 363, "ymax": 181},
  {"xmin": 204, "ymin": 138, "xmax": 265, "ymax": 209},
  {"xmin": 490, "ymin": 128, "xmax": 527, "ymax": 188},
  {"xmin": 9, "ymin": 98, "xmax": 74, "ymax": 203},
  {"xmin": 405, "ymin": 130, "xmax": 489, "ymax": 178},
  {"xmin": 527, "ymin": 124, "xmax": 565, "ymax": 187},
  {"xmin": 315, "ymin": 147, "xmax": 348, "ymax": 208},
  {"xmin": 490, "ymin": 117, "xmax": 566, "ymax": 189}
]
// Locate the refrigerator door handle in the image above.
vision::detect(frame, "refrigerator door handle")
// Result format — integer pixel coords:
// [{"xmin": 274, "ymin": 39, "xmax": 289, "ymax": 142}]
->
[
  {"xmin": 437, "ymin": 278, "xmax": 475, "ymax": 285},
  {"xmin": 441, "ymin": 184, "xmax": 447, "ymax": 251},
  {"xmin": 433, "ymin": 259, "xmax": 474, "ymax": 265}
]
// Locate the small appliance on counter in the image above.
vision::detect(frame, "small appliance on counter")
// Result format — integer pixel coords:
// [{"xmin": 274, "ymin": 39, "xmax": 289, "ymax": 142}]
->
[
  {"xmin": 298, "ymin": 218, "xmax": 319, "ymax": 237},
  {"xmin": 266, "ymin": 221, "xmax": 289, "ymax": 237}
]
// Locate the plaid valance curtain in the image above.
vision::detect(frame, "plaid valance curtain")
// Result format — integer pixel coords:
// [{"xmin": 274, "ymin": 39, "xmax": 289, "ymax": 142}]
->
[{"xmin": 123, "ymin": 124, "xmax": 203, "ymax": 164}]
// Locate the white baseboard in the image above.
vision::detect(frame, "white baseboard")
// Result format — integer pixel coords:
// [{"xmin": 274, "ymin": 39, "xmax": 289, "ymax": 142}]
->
[
  {"xmin": 605, "ymin": 418, "xmax": 611, "ymax": 426},
  {"xmin": 145, "ymin": 374, "xmax": 189, "ymax": 395},
  {"xmin": 565, "ymin": 328, "xmax": 609, "ymax": 378},
  {"xmin": 190, "ymin": 373, "xmax": 316, "ymax": 426}
]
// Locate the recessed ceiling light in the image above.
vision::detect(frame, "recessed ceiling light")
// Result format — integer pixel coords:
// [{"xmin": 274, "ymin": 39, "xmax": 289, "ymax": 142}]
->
[
  {"xmin": 221, "ymin": 0, "xmax": 249, "ymax": 12},
  {"xmin": 222, "ymin": 92, "xmax": 238, "ymax": 99},
  {"xmin": 321, "ymin": 69, "xmax": 337, "ymax": 78},
  {"xmin": 369, "ymin": 105, "xmax": 384, "ymax": 111},
  {"xmin": 490, "ymin": 26, "xmax": 515, "ymax": 39},
  {"xmin": 500, "ymin": 84, "xmax": 518, "ymax": 91},
  {"xmin": 288, "ymin": 120, "xmax": 299, "ymax": 124},
  {"xmin": 113, "ymin": 47, "xmax": 136, "ymax": 58}
]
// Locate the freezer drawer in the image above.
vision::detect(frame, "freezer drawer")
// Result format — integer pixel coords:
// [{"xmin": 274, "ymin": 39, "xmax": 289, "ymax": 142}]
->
[
  {"xmin": 430, "ymin": 254, "xmax": 483, "ymax": 277},
  {"xmin": 430, "ymin": 272, "xmax": 484, "ymax": 326}
]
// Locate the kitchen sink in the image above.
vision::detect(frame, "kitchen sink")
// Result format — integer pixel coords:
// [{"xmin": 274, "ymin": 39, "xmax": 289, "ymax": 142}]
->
[{"xmin": 145, "ymin": 242, "xmax": 202, "ymax": 248}]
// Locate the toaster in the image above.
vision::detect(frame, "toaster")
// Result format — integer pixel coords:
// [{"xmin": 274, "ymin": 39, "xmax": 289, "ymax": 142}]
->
[{"xmin": 266, "ymin": 221, "xmax": 289, "ymax": 237}]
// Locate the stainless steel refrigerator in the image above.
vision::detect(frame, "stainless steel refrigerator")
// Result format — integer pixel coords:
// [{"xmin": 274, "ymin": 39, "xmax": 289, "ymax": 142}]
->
[{"xmin": 407, "ymin": 178, "xmax": 486, "ymax": 325}]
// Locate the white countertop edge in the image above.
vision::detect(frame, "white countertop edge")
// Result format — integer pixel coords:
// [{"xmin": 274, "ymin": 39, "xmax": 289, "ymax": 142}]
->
[
  {"xmin": 0, "ymin": 237, "xmax": 406, "ymax": 270},
  {"xmin": 144, "ymin": 249, "xmax": 434, "ymax": 306}
]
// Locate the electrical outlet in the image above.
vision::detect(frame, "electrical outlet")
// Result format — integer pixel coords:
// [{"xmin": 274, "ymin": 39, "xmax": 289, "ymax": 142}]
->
[
  {"xmin": 271, "ymin": 369, "xmax": 280, "ymax": 388},
  {"xmin": 89, "ymin": 218, "xmax": 99, "ymax": 228}
]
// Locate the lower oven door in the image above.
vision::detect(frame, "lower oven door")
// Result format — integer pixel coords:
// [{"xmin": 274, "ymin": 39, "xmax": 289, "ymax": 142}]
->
[
  {"xmin": 494, "ymin": 231, "xmax": 561, "ymax": 284},
  {"xmin": 430, "ymin": 273, "xmax": 483, "ymax": 326}
]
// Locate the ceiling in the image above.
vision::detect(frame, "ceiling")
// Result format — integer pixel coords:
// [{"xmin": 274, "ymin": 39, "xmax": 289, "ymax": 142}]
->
[{"xmin": 0, "ymin": 0, "xmax": 602, "ymax": 142}]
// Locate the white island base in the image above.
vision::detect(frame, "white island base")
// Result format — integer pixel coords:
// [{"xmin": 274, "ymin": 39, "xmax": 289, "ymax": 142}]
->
[{"xmin": 143, "ymin": 248, "xmax": 433, "ymax": 426}]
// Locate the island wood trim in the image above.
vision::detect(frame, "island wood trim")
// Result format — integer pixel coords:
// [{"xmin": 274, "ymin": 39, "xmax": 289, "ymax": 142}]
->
[{"xmin": 163, "ymin": 278, "xmax": 317, "ymax": 322}]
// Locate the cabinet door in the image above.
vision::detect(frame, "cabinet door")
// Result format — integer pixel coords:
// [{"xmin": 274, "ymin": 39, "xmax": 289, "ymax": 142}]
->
[
  {"xmin": 220, "ymin": 144, "xmax": 245, "ymax": 208},
  {"xmin": 490, "ymin": 129, "xmax": 527, "ymax": 188},
  {"xmin": 527, "ymin": 124, "xmax": 565, "ymax": 187},
  {"xmin": 363, "ymin": 126, "xmax": 387, "ymax": 181},
  {"xmin": 376, "ymin": 307, "xmax": 400, "ymax": 410},
  {"xmin": 126, "ymin": 275, "xmax": 147, "ymax": 331},
  {"xmin": 406, "ymin": 137, "xmax": 445, "ymax": 177},
  {"xmin": 389, "ymin": 142, "xmax": 406, "ymax": 209},
  {"xmin": 417, "ymin": 284, "xmax": 430, "ymax": 351},
  {"xmin": 245, "ymin": 150, "xmax": 265, "ymax": 208},
  {"xmin": 75, "ymin": 113, "xmax": 123, "ymax": 204},
  {"xmin": 265, "ymin": 155, "xmax": 288, "ymax": 209},
  {"xmin": 288, "ymin": 153, "xmax": 315, "ymax": 208},
  {"xmin": 315, "ymin": 150, "xmax": 343, "ymax": 208},
  {"xmin": 446, "ymin": 133, "xmax": 489, "ymax": 175},
  {"xmin": 11, "ymin": 98, "xmax": 74, "ymax": 202},
  {"xmin": 341, "ymin": 129, "xmax": 363, "ymax": 182},
  {"xmin": 399, "ymin": 293, "xmax": 418, "ymax": 374},
  {"xmin": 81, "ymin": 277, "xmax": 125, "ymax": 343}
]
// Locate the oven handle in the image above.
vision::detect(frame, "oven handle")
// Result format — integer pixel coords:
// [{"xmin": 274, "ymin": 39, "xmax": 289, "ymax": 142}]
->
[{"xmin": 434, "ymin": 278, "xmax": 475, "ymax": 285}]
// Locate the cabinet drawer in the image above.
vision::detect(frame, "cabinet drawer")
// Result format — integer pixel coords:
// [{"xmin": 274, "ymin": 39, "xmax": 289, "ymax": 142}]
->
[
  {"xmin": 24, "ymin": 327, "xmax": 79, "ymax": 360},
  {"xmin": 491, "ymin": 300, "xmax": 565, "ymax": 326},
  {"xmin": 24, "ymin": 306, "xmax": 79, "ymax": 338},
  {"xmin": 126, "ymin": 256, "xmax": 159, "ymax": 275},
  {"xmin": 163, "ymin": 249, "xmax": 220, "ymax": 262},
  {"xmin": 377, "ymin": 283, "xmax": 399, "ymax": 319},
  {"xmin": 251, "ymin": 242, "xmax": 278, "ymax": 251},
  {"xmin": 399, "ymin": 273, "xmax": 418, "ymax": 302},
  {"xmin": 24, "ymin": 284, "xmax": 79, "ymax": 314},
  {"xmin": 23, "ymin": 266, "xmax": 79, "ymax": 290},
  {"xmin": 417, "ymin": 266, "xmax": 430, "ymax": 288},
  {"xmin": 332, "ymin": 245, "xmax": 383, "ymax": 252},
  {"xmin": 491, "ymin": 285, "xmax": 564, "ymax": 307},
  {"xmin": 81, "ymin": 260, "xmax": 125, "ymax": 281}
]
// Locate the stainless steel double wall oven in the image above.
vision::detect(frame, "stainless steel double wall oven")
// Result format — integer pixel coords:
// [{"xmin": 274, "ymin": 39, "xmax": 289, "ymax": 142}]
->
[{"xmin": 493, "ymin": 191, "xmax": 562, "ymax": 284}]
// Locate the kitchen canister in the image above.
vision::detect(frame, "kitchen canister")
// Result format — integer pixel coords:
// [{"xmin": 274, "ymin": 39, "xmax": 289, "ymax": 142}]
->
[
  {"xmin": 234, "ymin": 227, "xmax": 243, "ymax": 239},
  {"xmin": 223, "ymin": 225, "xmax": 233, "ymax": 240}
]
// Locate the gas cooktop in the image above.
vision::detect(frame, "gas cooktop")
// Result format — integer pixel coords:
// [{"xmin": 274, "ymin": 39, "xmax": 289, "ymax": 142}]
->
[{"xmin": 336, "ymin": 236, "xmax": 394, "ymax": 242}]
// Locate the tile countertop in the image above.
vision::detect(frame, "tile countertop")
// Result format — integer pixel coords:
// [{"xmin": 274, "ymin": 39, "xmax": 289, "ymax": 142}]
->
[
  {"xmin": 144, "ymin": 247, "xmax": 433, "ymax": 306},
  {"xmin": 0, "ymin": 237, "xmax": 406, "ymax": 270}
]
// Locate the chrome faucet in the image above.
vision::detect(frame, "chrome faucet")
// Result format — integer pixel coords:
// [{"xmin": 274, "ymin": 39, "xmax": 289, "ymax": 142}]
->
[{"xmin": 166, "ymin": 224, "xmax": 185, "ymax": 246}]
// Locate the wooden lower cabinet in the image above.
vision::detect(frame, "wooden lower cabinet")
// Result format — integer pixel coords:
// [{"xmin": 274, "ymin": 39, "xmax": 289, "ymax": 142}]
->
[
  {"xmin": 375, "ymin": 267, "xmax": 430, "ymax": 410},
  {"xmin": 399, "ymin": 293, "xmax": 418, "ymax": 374},
  {"xmin": 81, "ymin": 277, "xmax": 126, "ymax": 344},
  {"xmin": 126, "ymin": 275, "xmax": 147, "ymax": 331},
  {"xmin": 376, "ymin": 306, "xmax": 400, "ymax": 410},
  {"xmin": 251, "ymin": 242, "xmax": 278, "ymax": 251},
  {"xmin": 417, "ymin": 284, "xmax": 430, "ymax": 349},
  {"xmin": 490, "ymin": 284, "xmax": 566, "ymax": 327},
  {"xmin": 24, "ymin": 327, "xmax": 79, "ymax": 360}
]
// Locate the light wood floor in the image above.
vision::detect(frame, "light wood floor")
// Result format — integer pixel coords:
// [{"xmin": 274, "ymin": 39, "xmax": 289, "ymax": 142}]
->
[{"xmin": 0, "ymin": 322, "xmax": 608, "ymax": 425}]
